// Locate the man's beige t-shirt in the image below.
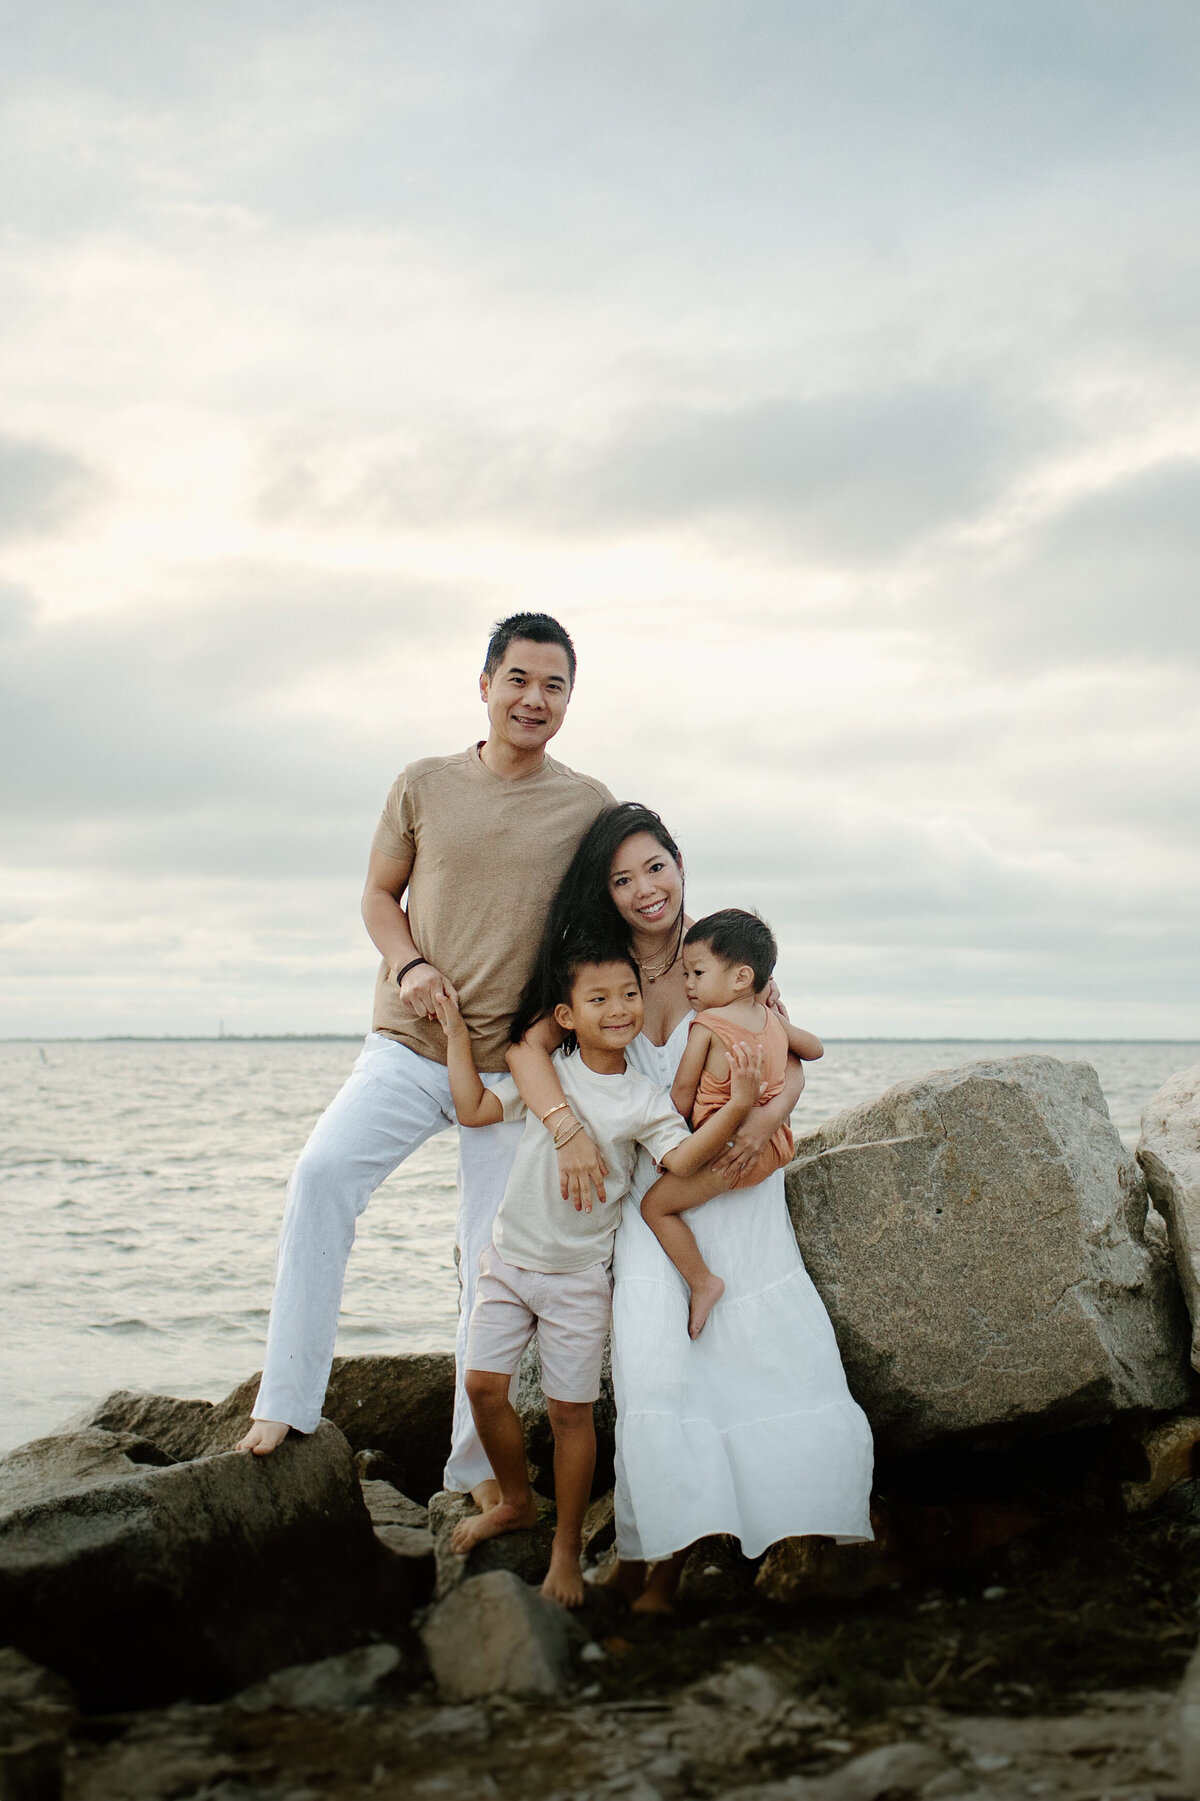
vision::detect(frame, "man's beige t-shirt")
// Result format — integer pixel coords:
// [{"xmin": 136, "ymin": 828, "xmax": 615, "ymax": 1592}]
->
[{"xmin": 371, "ymin": 745, "xmax": 614, "ymax": 1072}]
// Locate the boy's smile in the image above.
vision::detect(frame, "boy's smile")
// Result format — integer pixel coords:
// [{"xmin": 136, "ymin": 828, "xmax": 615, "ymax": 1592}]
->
[{"xmin": 554, "ymin": 961, "xmax": 645, "ymax": 1073}]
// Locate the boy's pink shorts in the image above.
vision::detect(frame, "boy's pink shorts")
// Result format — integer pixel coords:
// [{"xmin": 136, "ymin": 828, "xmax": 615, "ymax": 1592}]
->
[{"xmin": 466, "ymin": 1243, "xmax": 612, "ymax": 1403}]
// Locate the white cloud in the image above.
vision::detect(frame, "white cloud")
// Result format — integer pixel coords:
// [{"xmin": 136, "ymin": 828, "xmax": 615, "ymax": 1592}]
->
[{"xmin": 2, "ymin": 2, "xmax": 1199, "ymax": 1036}]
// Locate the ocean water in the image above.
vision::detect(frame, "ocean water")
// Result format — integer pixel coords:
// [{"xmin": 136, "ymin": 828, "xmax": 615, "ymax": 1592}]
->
[{"xmin": 3, "ymin": 1037, "xmax": 1197, "ymax": 1456}]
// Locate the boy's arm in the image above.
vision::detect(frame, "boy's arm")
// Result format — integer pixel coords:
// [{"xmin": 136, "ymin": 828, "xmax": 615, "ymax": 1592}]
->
[
  {"xmin": 433, "ymin": 993, "xmax": 504, "ymax": 1127},
  {"xmin": 669, "ymin": 1024, "xmax": 712, "ymax": 1118},
  {"xmin": 660, "ymin": 1043, "xmax": 765, "ymax": 1179},
  {"xmin": 507, "ymin": 1018, "xmax": 609, "ymax": 1207}
]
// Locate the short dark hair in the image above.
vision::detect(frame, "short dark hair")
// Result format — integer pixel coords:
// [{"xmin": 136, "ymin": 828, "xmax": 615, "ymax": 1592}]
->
[
  {"xmin": 684, "ymin": 908, "xmax": 778, "ymax": 991},
  {"xmin": 483, "ymin": 613, "xmax": 576, "ymax": 687}
]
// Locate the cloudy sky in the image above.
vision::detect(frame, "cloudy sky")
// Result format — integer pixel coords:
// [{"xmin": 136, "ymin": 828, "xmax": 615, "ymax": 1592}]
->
[{"xmin": 2, "ymin": 1, "xmax": 1199, "ymax": 1039}]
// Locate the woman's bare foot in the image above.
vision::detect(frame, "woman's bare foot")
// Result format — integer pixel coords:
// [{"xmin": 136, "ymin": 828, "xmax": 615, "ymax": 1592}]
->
[
  {"xmin": 630, "ymin": 1549, "xmax": 689, "ymax": 1615},
  {"xmin": 541, "ymin": 1543, "xmax": 586, "ymax": 1608},
  {"xmin": 688, "ymin": 1274, "xmax": 725, "ymax": 1339},
  {"xmin": 589, "ymin": 1555, "xmax": 647, "ymax": 1603},
  {"xmin": 450, "ymin": 1493, "xmax": 538, "ymax": 1554},
  {"xmin": 236, "ymin": 1419, "xmax": 290, "ymax": 1455}
]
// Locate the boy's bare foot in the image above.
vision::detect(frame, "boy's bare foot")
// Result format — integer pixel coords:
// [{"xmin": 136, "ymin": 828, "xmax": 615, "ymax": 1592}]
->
[
  {"xmin": 542, "ymin": 1544, "xmax": 586, "ymax": 1609},
  {"xmin": 471, "ymin": 1477, "xmax": 501, "ymax": 1510},
  {"xmin": 450, "ymin": 1494, "xmax": 538, "ymax": 1554},
  {"xmin": 687, "ymin": 1274, "xmax": 725, "ymax": 1339},
  {"xmin": 236, "ymin": 1419, "xmax": 290, "ymax": 1455}
]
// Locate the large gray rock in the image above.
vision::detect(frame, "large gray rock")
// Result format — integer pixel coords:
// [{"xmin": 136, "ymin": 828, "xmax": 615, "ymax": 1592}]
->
[
  {"xmin": 233, "ymin": 1643, "xmax": 411, "ymax": 1712},
  {"xmin": 786, "ymin": 1055, "xmax": 1189, "ymax": 1453},
  {"xmin": 66, "ymin": 1354, "xmax": 457, "ymax": 1502},
  {"xmin": 1138, "ymin": 1064, "xmax": 1200, "ymax": 1370},
  {"xmin": 420, "ymin": 1570, "xmax": 585, "ymax": 1700},
  {"xmin": 0, "ymin": 1422, "xmax": 392, "ymax": 1708},
  {"xmin": 0, "ymin": 1428, "xmax": 173, "ymax": 1513}
]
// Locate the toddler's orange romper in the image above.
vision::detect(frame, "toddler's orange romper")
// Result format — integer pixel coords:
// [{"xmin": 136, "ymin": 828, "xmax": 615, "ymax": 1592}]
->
[{"xmin": 689, "ymin": 1007, "xmax": 795, "ymax": 1190}]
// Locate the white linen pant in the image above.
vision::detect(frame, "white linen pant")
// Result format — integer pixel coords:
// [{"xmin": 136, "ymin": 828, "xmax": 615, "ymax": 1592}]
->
[{"xmin": 252, "ymin": 1032, "xmax": 523, "ymax": 1493}]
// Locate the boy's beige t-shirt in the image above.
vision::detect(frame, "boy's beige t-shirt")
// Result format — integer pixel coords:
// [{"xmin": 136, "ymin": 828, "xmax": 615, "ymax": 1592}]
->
[
  {"xmin": 371, "ymin": 745, "xmax": 613, "ymax": 1072},
  {"xmin": 490, "ymin": 1049, "xmax": 692, "ymax": 1273}
]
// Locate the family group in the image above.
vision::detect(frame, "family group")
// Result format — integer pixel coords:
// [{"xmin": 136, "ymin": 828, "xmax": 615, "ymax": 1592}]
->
[{"xmin": 236, "ymin": 613, "xmax": 874, "ymax": 1612}]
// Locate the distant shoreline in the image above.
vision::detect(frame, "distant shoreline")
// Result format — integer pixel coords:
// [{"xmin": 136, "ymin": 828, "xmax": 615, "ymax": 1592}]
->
[{"xmin": 4, "ymin": 1035, "xmax": 1199, "ymax": 1047}]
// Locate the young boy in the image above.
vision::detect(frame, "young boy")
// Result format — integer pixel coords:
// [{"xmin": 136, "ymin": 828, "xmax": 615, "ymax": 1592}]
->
[
  {"xmin": 640, "ymin": 909, "xmax": 824, "ymax": 1339},
  {"xmin": 433, "ymin": 949, "xmax": 764, "ymax": 1608}
]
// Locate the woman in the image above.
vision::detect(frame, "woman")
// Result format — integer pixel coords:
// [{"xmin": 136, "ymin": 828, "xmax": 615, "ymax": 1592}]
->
[{"xmin": 508, "ymin": 803, "xmax": 874, "ymax": 1611}]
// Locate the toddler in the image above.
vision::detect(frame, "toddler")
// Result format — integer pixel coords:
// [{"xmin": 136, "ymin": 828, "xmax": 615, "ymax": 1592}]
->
[
  {"xmin": 640, "ymin": 908, "xmax": 824, "ymax": 1338},
  {"xmin": 433, "ymin": 946, "xmax": 763, "ymax": 1607}
]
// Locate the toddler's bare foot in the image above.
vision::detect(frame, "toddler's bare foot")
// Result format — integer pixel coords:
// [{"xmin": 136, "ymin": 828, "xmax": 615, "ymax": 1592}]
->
[
  {"xmin": 450, "ymin": 1494, "xmax": 538, "ymax": 1554},
  {"xmin": 542, "ymin": 1544, "xmax": 586, "ymax": 1609},
  {"xmin": 688, "ymin": 1274, "xmax": 725, "ymax": 1339},
  {"xmin": 236, "ymin": 1419, "xmax": 290, "ymax": 1455},
  {"xmin": 471, "ymin": 1477, "xmax": 501, "ymax": 1510}
]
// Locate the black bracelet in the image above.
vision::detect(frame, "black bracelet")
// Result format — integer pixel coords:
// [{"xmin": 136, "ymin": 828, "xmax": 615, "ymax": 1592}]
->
[{"xmin": 395, "ymin": 957, "xmax": 430, "ymax": 986}]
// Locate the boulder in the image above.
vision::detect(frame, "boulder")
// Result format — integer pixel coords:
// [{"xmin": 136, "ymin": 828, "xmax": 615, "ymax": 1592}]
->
[
  {"xmin": 0, "ymin": 1648, "xmax": 75, "ymax": 1801},
  {"xmin": 786, "ymin": 1055, "xmax": 1189, "ymax": 1453},
  {"xmin": 1138, "ymin": 1064, "xmax": 1200, "ymax": 1369},
  {"xmin": 232, "ymin": 1642, "xmax": 412, "ymax": 1712},
  {"xmin": 59, "ymin": 1354, "xmax": 457, "ymax": 1500},
  {"xmin": 427, "ymin": 1489, "xmax": 556, "ymax": 1598},
  {"xmin": 0, "ymin": 1429, "xmax": 173, "ymax": 1514},
  {"xmin": 56, "ymin": 1392, "xmax": 218, "ymax": 1463},
  {"xmin": 420, "ymin": 1570, "xmax": 586, "ymax": 1700},
  {"xmin": 0, "ymin": 1422, "xmax": 388, "ymax": 1708},
  {"xmin": 359, "ymin": 1479, "xmax": 428, "ymax": 1530}
]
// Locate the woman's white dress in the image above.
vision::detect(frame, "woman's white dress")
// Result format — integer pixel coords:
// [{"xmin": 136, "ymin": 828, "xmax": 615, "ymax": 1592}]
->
[{"xmin": 612, "ymin": 1015, "xmax": 874, "ymax": 1561}]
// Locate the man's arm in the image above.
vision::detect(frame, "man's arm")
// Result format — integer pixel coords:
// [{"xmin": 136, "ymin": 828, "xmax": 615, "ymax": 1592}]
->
[
  {"xmin": 361, "ymin": 844, "xmax": 458, "ymax": 1021},
  {"xmin": 669, "ymin": 1024, "xmax": 713, "ymax": 1120},
  {"xmin": 432, "ymin": 993, "xmax": 504, "ymax": 1127}
]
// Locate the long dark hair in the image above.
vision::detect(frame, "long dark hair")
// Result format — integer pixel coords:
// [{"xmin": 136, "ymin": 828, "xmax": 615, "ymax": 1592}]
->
[{"xmin": 509, "ymin": 802, "xmax": 684, "ymax": 1044}]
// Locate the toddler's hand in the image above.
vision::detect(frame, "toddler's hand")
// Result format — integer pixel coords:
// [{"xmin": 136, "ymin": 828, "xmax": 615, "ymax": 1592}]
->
[{"xmin": 728, "ymin": 1041, "xmax": 767, "ymax": 1110}]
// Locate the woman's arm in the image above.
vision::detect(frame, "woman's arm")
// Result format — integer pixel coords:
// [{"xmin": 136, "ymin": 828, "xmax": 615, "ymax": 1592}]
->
[
  {"xmin": 661, "ymin": 1043, "xmax": 764, "ymax": 1178},
  {"xmin": 506, "ymin": 1016, "xmax": 610, "ymax": 1209},
  {"xmin": 709, "ymin": 1052, "xmax": 806, "ymax": 1184},
  {"xmin": 669, "ymin": 1024, "xmax": 712, "ymax": 1119},
  {"xmin": 780, "ymin": 1018, "xmax": 824, "ymax": 1061}
]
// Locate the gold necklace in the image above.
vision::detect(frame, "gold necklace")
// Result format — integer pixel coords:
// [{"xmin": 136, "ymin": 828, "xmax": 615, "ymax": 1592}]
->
[{"xmin": 634, "ymin": 910, "xmax": 684, "ymax": 982}]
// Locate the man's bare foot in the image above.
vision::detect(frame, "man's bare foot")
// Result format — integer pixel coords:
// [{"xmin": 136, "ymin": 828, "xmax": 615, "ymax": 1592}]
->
[
  {"xmin": 688, "ymin": 1274, "xmax": 725, "ymax": 1339},
  {"xmin": 589, "ymin": 1555, "xmax": 646, "ymax": 1603},
  {"xmin": 542, "ymin": 1544, "xmax": 585, "ymax": 1608},
  {"xmin": 450, "ymin": 1493, "xmax": 538, "ymax": 1554},
  {"xmin": 236, "ymin": 1419, "xmax": 290, "ymax": 1455},
  {"xmin": 471, "ymin": 1477, "xmax": 501, "ymax": 1510}
]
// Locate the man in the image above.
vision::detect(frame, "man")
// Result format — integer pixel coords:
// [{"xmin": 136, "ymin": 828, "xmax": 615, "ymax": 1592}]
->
[{"xmin": 237, "ymin": 614, "xmax": 613, "ymax": 1504}]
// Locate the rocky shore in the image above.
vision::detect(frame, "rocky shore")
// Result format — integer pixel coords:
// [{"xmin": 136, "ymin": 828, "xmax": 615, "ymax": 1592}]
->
[{"xmin": 6, "ymin": 1051, "xmax": 1200, "ymax": 1800}]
